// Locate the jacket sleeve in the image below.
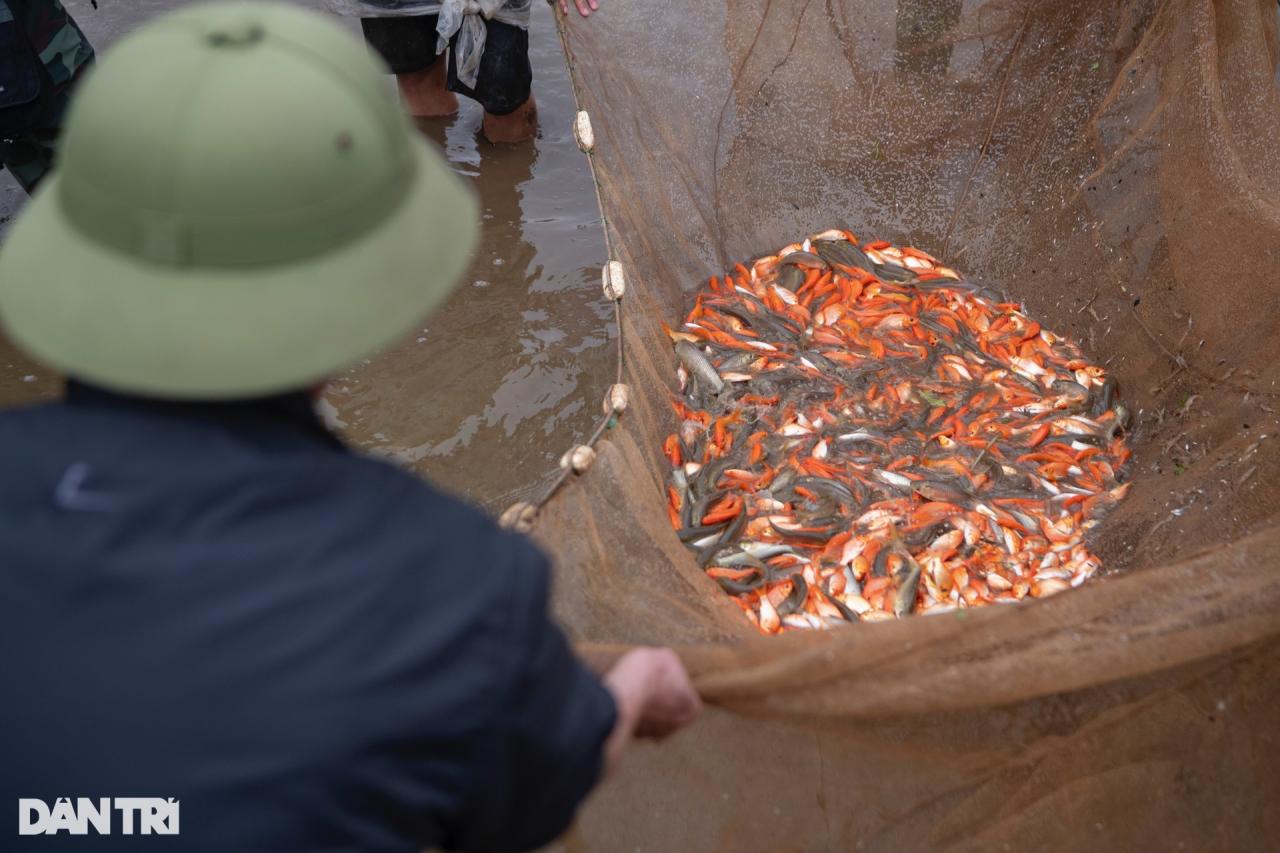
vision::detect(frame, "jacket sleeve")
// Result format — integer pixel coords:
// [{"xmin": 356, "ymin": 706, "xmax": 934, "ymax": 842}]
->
[{"xmin": 449, "ymin": 539, "xmax": 617, "ymax": 853}]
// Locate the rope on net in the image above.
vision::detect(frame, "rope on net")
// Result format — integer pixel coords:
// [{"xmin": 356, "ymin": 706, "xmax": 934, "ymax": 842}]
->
[{"xmin": 498, "ymin": 9, "xmax": 626, "ymax": 533}]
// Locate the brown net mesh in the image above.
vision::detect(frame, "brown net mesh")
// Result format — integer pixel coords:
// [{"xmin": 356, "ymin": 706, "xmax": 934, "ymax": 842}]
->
[{"xmin": 535, "ymin": 0, "xmax": 1280, "ymax": 848}]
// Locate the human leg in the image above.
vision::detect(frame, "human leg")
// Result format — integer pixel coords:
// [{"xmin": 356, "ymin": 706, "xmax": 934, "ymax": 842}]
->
[
  {"xmin": 482, "ymin": 96, "xmax": 537, "ymax": 144},
  {"xmin": 360, "ymin": 16, "xmax": 457, "ymax": 117},
  {"xmin": 445, "ymin": 19, "xmax": 535, "ymax": 143},
  {"xmin": 397, "ymin": 59, "xmax": 457, "ymax": 118}
]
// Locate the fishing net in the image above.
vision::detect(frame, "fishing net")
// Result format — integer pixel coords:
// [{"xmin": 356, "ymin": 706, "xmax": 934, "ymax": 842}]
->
[{"xmin": 533, "ymin": 0, "xmax": 1280, "ymax": 848}]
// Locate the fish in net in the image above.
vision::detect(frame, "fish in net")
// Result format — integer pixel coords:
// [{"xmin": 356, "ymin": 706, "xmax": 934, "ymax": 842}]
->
[{"xmin": 663, "ymin": 229, "xmax": 1131, "ymax": 633}]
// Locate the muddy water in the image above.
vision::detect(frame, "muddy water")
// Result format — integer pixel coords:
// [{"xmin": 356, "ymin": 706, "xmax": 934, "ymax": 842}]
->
[
  {"xmin": 0, "ymin": 1, "xmax": 609, "ymax": 511},
  {"xmin": 323, "ymin": 7, "xmax": 610, "ymax": 510}
]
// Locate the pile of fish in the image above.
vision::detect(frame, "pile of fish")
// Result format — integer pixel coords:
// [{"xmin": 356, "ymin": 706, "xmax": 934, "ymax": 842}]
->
[{"xmin": 663, "ymin": 229, "xmax": 1132, "ymax": 633}]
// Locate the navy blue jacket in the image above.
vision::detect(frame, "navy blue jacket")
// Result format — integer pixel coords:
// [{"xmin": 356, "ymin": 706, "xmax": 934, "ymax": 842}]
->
[{"xmin": 0, "ymin": 383, "xmax": 616, "ymax": 852}]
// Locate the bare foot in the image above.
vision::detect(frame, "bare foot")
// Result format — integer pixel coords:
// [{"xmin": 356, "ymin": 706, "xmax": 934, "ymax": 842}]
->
[
  {"xmin": 396, "ymin": 61, "xmax": 458, "ymax": 117},
  {"xmin": 482, "ymin": 96, "xmax": 538, "ymax": 144}
]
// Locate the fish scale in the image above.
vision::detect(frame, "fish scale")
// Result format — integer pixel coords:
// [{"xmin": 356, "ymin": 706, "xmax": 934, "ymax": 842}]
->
[{"xmin": 663, "ymin": 229, "xmax": 1132, "ymax": 634}]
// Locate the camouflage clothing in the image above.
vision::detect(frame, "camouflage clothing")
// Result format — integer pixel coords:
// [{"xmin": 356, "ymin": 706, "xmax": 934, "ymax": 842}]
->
[{"xmin": 0, "ymin": 0, "xmax": 93, "ymax": 193}]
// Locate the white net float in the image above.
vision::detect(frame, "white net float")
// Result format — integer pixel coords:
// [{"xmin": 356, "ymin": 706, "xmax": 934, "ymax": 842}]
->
[
  {"xmin": 603, "ymin": 383, "xmax": 630, "ymax": 414},
  {"xmin": 602, "ymin": 260, "xmax": 626, "ymax": 300},
  {"xmin": 573, "ymin": 110, "xmax": 595, "ymax": 153},
  {"xmin": 498, "ymin": 501, "xmax": 537, "ymax": 533},
  {"xmin": 560, "ymin": 445, "xmax": 597, "ymax": 474}
]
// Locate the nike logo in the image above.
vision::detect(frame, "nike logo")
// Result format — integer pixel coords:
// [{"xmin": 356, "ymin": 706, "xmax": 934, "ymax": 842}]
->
[{"xmin": 54, "ymin": 462, "xmax": 125, "ymax": 513}]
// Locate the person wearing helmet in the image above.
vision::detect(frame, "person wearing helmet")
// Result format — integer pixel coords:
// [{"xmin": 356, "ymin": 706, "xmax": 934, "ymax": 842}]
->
[
  {"xmin": 0, "ymin": 4, "xmax": 699, "ymax": 852},
  {"xmin": 352, "ymin": 0, "xmax": 598, "ymax": 143},
  {"xmin": 0, "ymin": 0, "xmax": 94, "ymax": 193}
]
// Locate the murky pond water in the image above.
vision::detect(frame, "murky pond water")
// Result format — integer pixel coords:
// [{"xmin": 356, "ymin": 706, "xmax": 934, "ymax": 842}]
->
[{"xmin": 0, "ymin": 0, "xmax": 609, "ymax": 512}]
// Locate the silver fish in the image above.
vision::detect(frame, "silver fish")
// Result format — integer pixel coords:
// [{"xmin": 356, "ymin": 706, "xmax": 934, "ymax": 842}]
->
[{"xmin": 675, "ymin": 341, "xmax": 724, "ymax": 393}]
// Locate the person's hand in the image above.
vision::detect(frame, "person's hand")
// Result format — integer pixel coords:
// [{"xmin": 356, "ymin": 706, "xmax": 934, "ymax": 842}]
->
[
  {"xmin": 558, "ymin": 0, "xmax": 599, "ymax": 18},
  {"xmin": 602, "ymin": 647, "xmax": 701, "ymax": 772},
  {"xmin": 622, "ymin": 647, "xmax": 701, "ymax": 738}
]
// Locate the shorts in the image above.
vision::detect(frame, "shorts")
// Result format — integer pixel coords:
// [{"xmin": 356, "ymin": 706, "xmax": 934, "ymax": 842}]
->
[{"xmin": 361, "ymin": 15, "xmax": 532, "ymax": 116}]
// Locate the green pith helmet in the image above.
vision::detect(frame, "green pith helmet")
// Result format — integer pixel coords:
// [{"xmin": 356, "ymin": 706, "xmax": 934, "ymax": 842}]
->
[{"xmin": 0, "ymin": 1, "xmax": 478, "ymax": 399}]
